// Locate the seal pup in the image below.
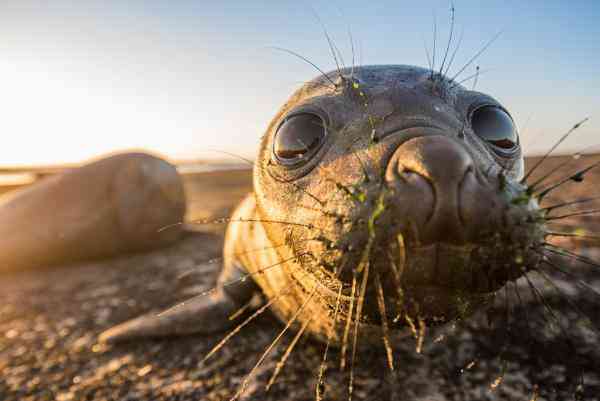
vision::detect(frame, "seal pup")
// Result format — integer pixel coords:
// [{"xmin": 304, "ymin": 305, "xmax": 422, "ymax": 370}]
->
[{"xmin": 98, "ymin": 60, "xmax": 556, "ymax": 370}]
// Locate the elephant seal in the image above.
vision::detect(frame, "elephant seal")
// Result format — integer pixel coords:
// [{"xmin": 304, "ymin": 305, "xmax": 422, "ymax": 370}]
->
[
  {"xmin": 100, "ymin": 65, "xmax": 545, "ymax": 351},
  {"xmin": 0, "ymin": 152, "xmax": 185, "ymax": 271}
]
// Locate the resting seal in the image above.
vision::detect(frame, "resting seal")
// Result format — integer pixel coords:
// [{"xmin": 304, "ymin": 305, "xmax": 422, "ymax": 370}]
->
[
  {"xmin": 100, "ymin": 65, "xmax": 544, "ymax": 370},
  {"xmin": 0, "ymin": 153, "xmax": 185, "ymax": 271}
]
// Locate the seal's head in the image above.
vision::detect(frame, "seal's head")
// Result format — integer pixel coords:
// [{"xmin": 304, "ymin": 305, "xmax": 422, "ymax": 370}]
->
[{"xmin": 254, "ymin": 65, "xmax": 545, "ymax": 332}]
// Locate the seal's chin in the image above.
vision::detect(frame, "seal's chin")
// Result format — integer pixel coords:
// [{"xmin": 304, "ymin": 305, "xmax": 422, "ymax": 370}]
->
[{"xmin": 386, "ymin": 241, "xmax": 528, "ymax": 322}]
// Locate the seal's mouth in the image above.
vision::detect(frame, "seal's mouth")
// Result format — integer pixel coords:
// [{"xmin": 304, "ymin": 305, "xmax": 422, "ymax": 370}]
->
[{"xmin": 384, "ymin": 240, "xmax": 535, "ymax": 323}]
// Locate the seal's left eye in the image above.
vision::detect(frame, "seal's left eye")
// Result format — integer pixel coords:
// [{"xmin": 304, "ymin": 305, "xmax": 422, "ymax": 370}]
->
[
  {"xmin": 273, "ymin": 113, "xmax": 326, "ymax": 164},
  {"xmin": 471, "ymin": 106, "xmax": 518, "ymax": 152}
]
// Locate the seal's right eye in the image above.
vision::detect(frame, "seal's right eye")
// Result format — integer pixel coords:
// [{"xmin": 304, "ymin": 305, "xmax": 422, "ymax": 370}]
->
[{"xmin": 273, "ymin": 113, "xmax": 326, "ymax": 165}]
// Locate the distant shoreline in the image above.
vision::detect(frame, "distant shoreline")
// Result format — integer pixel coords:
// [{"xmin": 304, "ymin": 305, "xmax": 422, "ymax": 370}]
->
[{"xmin": 0, "ymin": 162, "xmax": 252, "ymax": 188}]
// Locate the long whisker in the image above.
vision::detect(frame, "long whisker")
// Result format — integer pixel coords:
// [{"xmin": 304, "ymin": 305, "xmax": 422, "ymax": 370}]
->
[
  {"xmin": 266, "ymin": 313, "xmax": 315, "ymax": 391},
  {"xmin": 159, "ymin": 253, "xmax": 308, "ymax": 317},
  {"xmin": 201, "ymin": 287, "xmax": 291, "ymax": 364},
  {"xmin": 309, "ymin": 7, "xmax": 344, "ymax": 77},
  {"xmin": 349, "ymin": 261, "xmax": 370, "ymax": 401},
  {"xmin": 522, "ymin": 118, "xmax": 589, "ymax": 184},
  {"xmin": 449, "ymin": 30, "xmax": 502, "ymax": 83},
  {"xmin": 449, "ymin": 67, "xmax": 492, "ymax": 89},
  {"xmin": 422, "ymin": 34, "xmax": 433, "ymax": 72},
  {"xmin": 200, "ymin": 237, "xmax": 324, "ymax": 268},
  {"xmin": 542, "ymin": 196, "xmax": 600, "ymax": 213},
  {"xmin": 539, "ymin": 256, "xmax": 600, "ymax": 300},
  {"xmin": 228, "ymin": 282, "xmax": 321, "ymax": 401},
  {"xmin": 431, "ymin": 11, "xmax": 438, "ymax": 76},
  {"xmin": 532, "ymin": 264, "xmax": 600, "ymax": 334},
  {"xmin": 316, "ymin": 284, "xmax": 344, "ymax": 401},
  {"xmin": 340, "ymin": 273, "xmax": 358, "ymax": 370},
  {"xmin": 527, "ymin": 146, "xmax": 600, "ymax": 191},
  {"xmin": 489, "ymin": 285, "xmax": 513, "ymax": 392},
  {"xmin": 268, "ymin": 46, "xmax": 337, "ymax": 88},
  {"xmin": 374, "ymin": 270, "xmax": 394, "ymax": 371},
  {"xmin": 544, "ymin": 208, "xmax": 600, "ymax": 221},
  {"xmin": 438, "ymin": 2, "xmax": 455, "ymax": 77},
  {"xmin": 196, "ymin": 149, "xmax": 255, "ymax": 166},
  {"xmin": 545, "ymin": 231, "xmax": 600, "ymax": 242},
  {"xmin": 267, "ymin": 255, "xmax": 349, "ymax": 392},
  {"xmin": 522, "ymin": 266, "xmax": 587, "ymax": 390},
  {"xmin": 542, "ymin": 243, "xmax": 600, "ymax": 270},
  {"xmin": 536, "ymin": 160, "xmax": 600, "ymax": 201},
  {"xmin": 443, "ymin": 26, "xmax": 464, "ymax": 77},
  {"xmin": 169, "ymin": 217, "xmax": 335, "ymax": 235}
]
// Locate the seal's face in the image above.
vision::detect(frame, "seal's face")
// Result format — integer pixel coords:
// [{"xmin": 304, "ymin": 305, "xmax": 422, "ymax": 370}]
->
[{"xmin": 254, "ymin": 65, "xmax": 545, "ymax": 329}]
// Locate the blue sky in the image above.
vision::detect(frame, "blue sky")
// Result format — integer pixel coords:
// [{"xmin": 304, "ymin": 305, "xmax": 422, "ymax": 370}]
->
[{"xmin": 0, "ymin": 0, "xmax": 598, "ymax": 165}]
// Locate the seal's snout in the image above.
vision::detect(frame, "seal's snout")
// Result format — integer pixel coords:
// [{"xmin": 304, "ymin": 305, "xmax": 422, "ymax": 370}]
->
[{"xmin": 386, "ymin": 135, "xmax": 475, "ymax": 244}]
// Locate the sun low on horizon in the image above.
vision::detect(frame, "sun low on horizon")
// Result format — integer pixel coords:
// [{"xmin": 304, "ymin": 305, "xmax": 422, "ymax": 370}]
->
[{"xmin": 0, "ymin": 0, "xmax": 598, "ymax": 167}]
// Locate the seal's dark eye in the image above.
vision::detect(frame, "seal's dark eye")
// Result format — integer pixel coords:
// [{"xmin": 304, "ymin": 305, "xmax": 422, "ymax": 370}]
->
[
  {"xmin": 471, "ymin": 106, "xmax": 518, "ymax": 152},
  {"xmin": 273, "ymin": 113, "xmax": 326, "ymax": 164}
]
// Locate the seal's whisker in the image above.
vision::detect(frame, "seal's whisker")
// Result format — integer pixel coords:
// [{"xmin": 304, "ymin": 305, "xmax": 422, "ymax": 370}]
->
[
  {"xmin": 448, "ymin": 30, "xmax": 502, "ymax": 83},
  {"xmin": 268, "ymin": 46, "xmax": 337, "ymax": 89},
  {"xmin": 188, "ymin": 149, "xmax": 255, "ymax": 166},
  {"xmin": 289, "ymin": 180, "xmax": 329, "ymax": 208},
  {"xmin": 347, "ymin": 137, "xmax": 372, "ymax": 182},
  {"xmin": 545, "ymin": 231, "xmax": 600, "ymax": 243},
  {"xmin": 511, "ymin": 280, "xmax": 545, "ymax": 393},
  {"xmin": 526, "ymin": 145, "xmax": 600, "ymax": 191},
  {"xmin": 521, "ymin": 271, "xmax": 579, "ymax": 350},
  {"xmin": 532, "ymin": 265, "xmax": 600, "ymax": 335},
  {"xmin": 522, "ymin": 268, "xmax": 588, "ymax": 394},
  {"xmin": 431, "ymin": 11, "xmax": 438, "ymax": 77},
  {"xmin": 200, "ymin": 237, "xmax": 323, "ymax": 267},
  {"xmin": 471, "ymin": 65, "xmax": 480, "ymax": 90},
  {"xmin": 228, "ymin": 283, "xmax": 322, "ymax": 401},
  {"xmin": 386, "ymin": 247, "xmax": 406, "ymax": 322},
  {"xmin": 416, "ymin": 316, "xmax": 426, "ymax": 354},
  {"xmin": 159, "ymin": 216, "xmax": 335, "ymax": 235},
  {"xmin": 522, "ymin": 118, "xmax": 589, "ymax": 184},
  {"xmin": 185, "ymin": 216, "xmax": 335, "ymax": 234},
  {"xmin": 422, "ymin": 34, "xmax": 433, "ymax": 72},
  {"xmin": 160, "ymin": 254, "xmax": 309, "ymax": 317},
  {"xmin": 310, "ymin": 7, "xmax": 345, "ymax": 75},
  {"xmin": 267, "ymin": 260, "xmax": 348, "ymax": 392},
  {"xmin": 340, "ymin": 273, "xmax": 358, "ymax": 370},
  {"xmin": 374, "ymin": 270, "xmax": 395, "ymax": 371},
  {"xmin": 489, "ymin": 285, "xmax": 513, "ymax": 392},
  {"xmin": 316, "ymin": 284, "xmax": 344, "ymax": 401},
  {"xmin": 347, "ymin": 23, "xmax": 356, "ymax": 79},
  {"xmin": 544, "ymin": 208, "xmax": 600, "ymax": 221},
  {"xmin": 542, "ymin": 196, "xmax": 600, "ymax": 213},
  {"xmin": 449, "ymin": 67, "xmax": 492, "ymax": 89},
  {"xmin": 443, "ymin": 26, "xmax": 464, "ymax": 77},
  {"xmin": 296, "ymin": 203, "xmax": 349, "ymax": 222},
  {"xmin": 539, "ymin": 254, "xmax": 600, "ymax": 298},
  {"xmin": 542, "ymin": 243, "xmax": 600, "ymax": 270},
  {"xmin": 265, "ymin": 313, "xmax": 315, "ymax": 391},
  {"xmin": 438, "ymin": 2, "xmax": 455, "ymax": 78},
  {"xmin": 535, "ymin": 160, "xmax": 600, "ymax": 200},
  {"xmin": 201, "ymin": 285, "xmax": 293, "ymax": 364},
  {"xmin": 349, "ymin": 260, "xmax": 370, "ymax": 401}
]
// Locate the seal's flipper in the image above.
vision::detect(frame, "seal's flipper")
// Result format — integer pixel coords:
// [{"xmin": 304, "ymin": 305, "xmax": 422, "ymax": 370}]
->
[
  {"xmin": 99, "ymin": 261, "xmax": 258, "ymax": 344},
  {"xmin": 98, "ymin": 289, "xmax": 239, "ymax": 343}
]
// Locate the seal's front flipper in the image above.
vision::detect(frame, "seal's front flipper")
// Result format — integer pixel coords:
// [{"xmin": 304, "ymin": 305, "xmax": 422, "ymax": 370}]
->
[
  {"xmin": 98, "ymin": 289, "xmax": 237, "ymax": 343},
  {"xmin": 99, "ymin": 262, "xmax": 258, "ymax": 344}
]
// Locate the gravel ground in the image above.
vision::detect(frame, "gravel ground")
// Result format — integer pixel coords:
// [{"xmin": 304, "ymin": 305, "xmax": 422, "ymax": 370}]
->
[
  {"xmin": 1, "ymin": 233, "xmax": 599, "ymax": 401},
  {"xmin": 1, "ymin": 159, "xmax": 600, "ymax": 401}
]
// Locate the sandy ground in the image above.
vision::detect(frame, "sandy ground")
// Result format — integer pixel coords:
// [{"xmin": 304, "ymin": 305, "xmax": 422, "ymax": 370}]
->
[{"xmin": 1, "ymin": 157, "xmax": 600, "ymax": 401}]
